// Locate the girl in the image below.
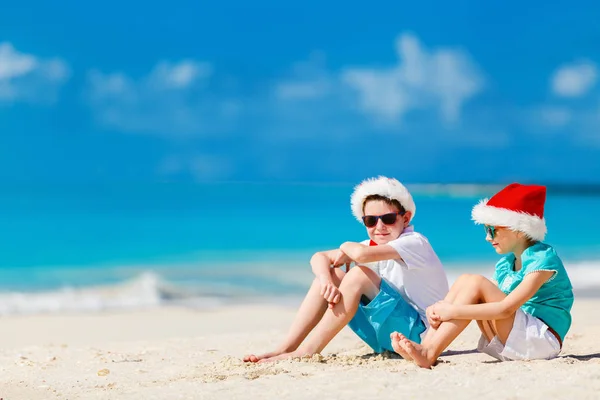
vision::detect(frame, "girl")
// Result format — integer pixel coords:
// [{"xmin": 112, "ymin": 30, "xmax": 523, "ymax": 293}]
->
[
  {"xmin": 243, "ymin": 176, "xmax": 449, "ymax": 362},
  {"xmin": 391, "ymin": 183, "xmax": 574, "ymax": 368}
]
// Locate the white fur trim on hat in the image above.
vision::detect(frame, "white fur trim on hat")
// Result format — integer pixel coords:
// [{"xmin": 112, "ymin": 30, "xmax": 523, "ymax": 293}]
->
[
  {"xmin": 471, "ymin": 199, "xmax": 547, "ymax": 241},
  {"xmin": 351, "ymin": 176, "xmax": 416, "ymax": 223}
]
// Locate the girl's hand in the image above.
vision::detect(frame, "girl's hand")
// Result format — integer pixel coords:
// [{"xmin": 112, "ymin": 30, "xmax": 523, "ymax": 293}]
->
[
  {"xmin": 431, "ymin": 301, "xmax": 456, "ymax": 322},
  {"xmin": 319, "ymin": 278, "xmax": 342, "ymax": 308},
  {"xmin": 426, "ymin": 305, "xmax": 441, "ymax": 329}
]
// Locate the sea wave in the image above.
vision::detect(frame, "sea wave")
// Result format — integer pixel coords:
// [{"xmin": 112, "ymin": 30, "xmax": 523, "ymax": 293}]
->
[
  {"xmin": 408, "ymin": 183, "xmax": 600, "ymax": 197},
  {"xmin": 444, "ymin": 260, "xmax": 600, "ymax": 292},
  {"xmin": 0, "ymin": 272, "xmax": 224, "ymax": 316},
  {"xmin": 0, "ymin": 259, "xmax": 598, "ymax": 316}
]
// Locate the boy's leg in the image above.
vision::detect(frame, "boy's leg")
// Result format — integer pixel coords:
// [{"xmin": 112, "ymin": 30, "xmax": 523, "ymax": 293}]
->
[
  {"xmin": 365, "ymin": 279, "xmax": 426, "ymax": 355},
  {"xmin": 243, "ymin": 268, "xmax": 346, "ymax": 362},
  {"xmin": 261, "ymin": 266, "xmax": 380, "ymax": 361},
  {"xmin": 397, "ymin": 274, "xmax": 515, "ymax": 368}
]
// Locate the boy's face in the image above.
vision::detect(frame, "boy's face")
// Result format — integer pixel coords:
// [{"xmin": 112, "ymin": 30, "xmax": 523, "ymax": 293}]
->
[
  {"xmin": 363, "ymin": 200, "xmax": 410, "ymax": 245},
  {"xmin": 485, "ymin": 225, "xmax": 521, "ymax": 254}
]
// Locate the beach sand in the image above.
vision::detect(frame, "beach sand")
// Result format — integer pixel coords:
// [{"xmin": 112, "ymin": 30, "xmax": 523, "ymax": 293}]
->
[{"xmin": 1, "ymin": 300, "xmax": 599, "ymax": 400}]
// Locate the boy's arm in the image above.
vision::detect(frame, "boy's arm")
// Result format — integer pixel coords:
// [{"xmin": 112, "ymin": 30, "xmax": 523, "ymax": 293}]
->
[
  {"xmin": 435, "ymin": 271, "xmax": 554, "ymax": 321},
  {"xmin": 339, "ymin": 241, "xmax": 402, "ymax": 264},
  {"xmin": 310, "ymin": 249, "xmax": 350, "ymax": 308},
  {"xmin": 310, "ymin": 249, "xmax": 351, "ymax": 282}
]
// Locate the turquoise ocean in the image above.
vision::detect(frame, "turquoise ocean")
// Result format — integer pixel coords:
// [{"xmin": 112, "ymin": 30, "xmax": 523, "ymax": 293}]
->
[{"xmin": 1, "ymin": 182, "xmax": 599, "ymax": 315}]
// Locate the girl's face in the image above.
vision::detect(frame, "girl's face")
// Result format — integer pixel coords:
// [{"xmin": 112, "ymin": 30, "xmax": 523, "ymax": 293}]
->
[
  {"xmin": 363, "ymin": 200, "xmax": 410, "ymax": 245},
  {"xmin": 484, "ymin": 225, "xmax": 523, "ymax": 254}
]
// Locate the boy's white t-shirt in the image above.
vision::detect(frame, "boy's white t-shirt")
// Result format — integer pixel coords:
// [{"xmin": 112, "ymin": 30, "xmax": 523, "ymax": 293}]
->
[{"xmin": 359, "ymin": 226, "xmax": 449, "ymax": 324}]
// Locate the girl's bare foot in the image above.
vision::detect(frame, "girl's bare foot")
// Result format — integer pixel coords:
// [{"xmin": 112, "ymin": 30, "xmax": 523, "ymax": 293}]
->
[
  {"xmin": 390, "ymin": 332, "xmax": 413, "ymax": 361},
  {"xmin": 398, "ymin": 337, "xmax": 435, "ymax": 369}
]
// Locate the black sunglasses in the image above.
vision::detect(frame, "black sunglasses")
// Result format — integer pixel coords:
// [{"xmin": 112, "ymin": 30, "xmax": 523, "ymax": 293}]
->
[
  {"xmin": 362, "ymin": 212, "xmax": 404, "ymax": 228},
  {"xmin": 484, "ymin": 225, "xmax": 497, "ymax": 239}
]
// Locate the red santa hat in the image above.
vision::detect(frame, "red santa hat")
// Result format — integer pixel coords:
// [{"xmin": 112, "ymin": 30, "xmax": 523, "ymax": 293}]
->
[
  {"xmin": 351, "ymin": 176, "xmax": 416, "ymax": 223},
  {"xmin": 471, "ymin": 183, "xmax": 547, "ymax": 241}
]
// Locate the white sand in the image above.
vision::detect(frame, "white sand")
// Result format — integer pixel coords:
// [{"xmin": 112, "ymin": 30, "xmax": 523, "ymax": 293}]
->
[{"xmin": 1, "ymin": 300, "xmax": 599, "ymax": 400}]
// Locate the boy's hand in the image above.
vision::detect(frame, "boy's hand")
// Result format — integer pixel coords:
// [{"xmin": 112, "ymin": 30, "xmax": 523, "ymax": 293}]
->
[
  {"xmin": 319, "ymin": 277, "xmax": 342, "ymax": 309},
  {"xmin": 332, "ymin": 250, "xmax": 352, "ymax": 272}
]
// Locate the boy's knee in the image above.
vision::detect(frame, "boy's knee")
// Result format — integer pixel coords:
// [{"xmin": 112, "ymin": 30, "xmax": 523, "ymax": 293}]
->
[
  {"xmin": 346, "ymin": 266, "xmax": 377, "ymax": 282},
  {"xmin": 341, "ymin": 266, "xmax": 380, "ymax": 294},
  {"xmin": 331, "ymin": 267, "xmax": 346, "ymax": 281}
]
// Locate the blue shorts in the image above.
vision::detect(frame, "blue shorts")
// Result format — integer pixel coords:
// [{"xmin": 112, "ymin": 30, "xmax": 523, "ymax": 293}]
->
[{"xmin": 348, "ymin": 279, "xmax": 426, "ymax": 353}]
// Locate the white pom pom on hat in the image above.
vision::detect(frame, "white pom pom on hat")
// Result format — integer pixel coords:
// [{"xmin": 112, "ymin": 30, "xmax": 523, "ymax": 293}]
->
[{"xmin": 350, "ymin": 176, "xmax": 416, "ymax": 223}]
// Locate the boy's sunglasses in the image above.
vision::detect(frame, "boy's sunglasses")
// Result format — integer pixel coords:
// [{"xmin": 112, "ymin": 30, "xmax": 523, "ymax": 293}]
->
[
  {"xmin": 362, "ymin": 212, "xmax": 404, "ymax": 228},
  {"xmin": 484, "ymin": 225, "xmax": 497, "ymax": 239}
]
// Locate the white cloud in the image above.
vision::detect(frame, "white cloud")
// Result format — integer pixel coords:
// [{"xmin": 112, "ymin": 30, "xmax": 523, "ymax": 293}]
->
[
  {"xmin": 158, "ymin": 154, "xmax": 234, "ymax": 181},
  {"xmin": 0, "ymin": 44, "xmax": 36, "ymax": 79},
  {"xmin": 341, "ymin": 33, "xmax": 484, "ymax": 124},
  {"xmin": 533, "ymin": 106, "xmax": 572, "ymax": 128},
  {"xmin": 0, "ymin": 42, "xmax": 69, "ymax": 104},
  {"xmin": 276, "ymin": 80, "xmax": 330, "ymax": 100},
  {"xmin": 158, "ymin": 61, "xmax": 211, "ymax": 89},
  {"xmin": 87, "ymin": 60, "xmax": 238, "ymax": 136},
  {"xmin": 453, "ymin": 130, "xmax": 511, "ymax": 148},
  {"xmin": 551, "ymin": 60, "xmax": 597, "ymax": 98},
  {"xmin": 275, "ymin": 52, "xmax": 332, "ymax": 100}
]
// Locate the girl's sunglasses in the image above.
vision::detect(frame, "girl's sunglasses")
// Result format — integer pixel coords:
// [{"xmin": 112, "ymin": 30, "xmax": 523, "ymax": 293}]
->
[
  {"xmin": 362, "ymin": 212, "xmax": 404, "ymax": 228},
  {"xmin": 484, "ymin": 225, "xmax": 497, "ymax": 239}
]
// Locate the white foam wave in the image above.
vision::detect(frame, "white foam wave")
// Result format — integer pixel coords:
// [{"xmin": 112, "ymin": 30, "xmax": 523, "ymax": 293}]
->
[
  {"xmin": 0, "ymin": 272, "xmax": 221, "ymax": 316},
  {"xmin": 0, "ymin": 259, "xmax": 599, "ymax": 316},
  {"xmin": 443, "ymin": 259, "xmax": 600, "ymax": 295},
  {"xmin": 409, "ymin": 183, "xmax": 503, "ymax": 197},
  {"xmin": 563, "ymin": 262, "xmax": 600, "ymax": 291}
]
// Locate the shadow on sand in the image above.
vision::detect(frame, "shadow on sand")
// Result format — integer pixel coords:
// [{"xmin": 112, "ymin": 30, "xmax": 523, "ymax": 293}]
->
[{"xmin": 561, "ymin": 352, "xmax": 600, "ymax": 361}]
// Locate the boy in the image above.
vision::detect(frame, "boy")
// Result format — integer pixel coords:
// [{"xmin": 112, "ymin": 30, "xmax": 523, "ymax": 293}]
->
[{"xmin": 244, "ymin": 176, "xmax": 449, "ymax": 362}]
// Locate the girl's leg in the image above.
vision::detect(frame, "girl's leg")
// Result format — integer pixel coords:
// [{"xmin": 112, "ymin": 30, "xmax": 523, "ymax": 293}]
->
[
  {"xmin": 476, "ymin": 320, "xmax": 497, "ymax": 342},
  {"xmin": 262, "ymin": 266, "xmax": 380, "ymax": 361},
  {"xmin": 398, "ymin": 275, "xmax": 514, "ymax": 368},
  {"xmin": 243, "ymin": 268, "xmax": 346, "ymax": 362},
  {"xmin": 451, "ymin": 276, "xmax": 498, "ymax": 342},
  {"xmin": 392, "ymin": 273, "xmax": 480, "ymax": 357}
]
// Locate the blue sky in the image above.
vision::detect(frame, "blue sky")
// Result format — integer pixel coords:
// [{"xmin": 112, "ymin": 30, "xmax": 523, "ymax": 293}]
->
[{"xmin": 1, "ymin": 0, "xmax": 600, "ymax": 184}]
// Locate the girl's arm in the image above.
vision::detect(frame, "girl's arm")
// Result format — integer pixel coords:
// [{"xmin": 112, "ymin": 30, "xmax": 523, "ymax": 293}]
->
[
  {"xmin": 339, "ymin": 241, "xmax": 401, "ymax": 264},
  {"xmin": 437, "ymin": 270, "xmax": 554, "ymax": 321}
]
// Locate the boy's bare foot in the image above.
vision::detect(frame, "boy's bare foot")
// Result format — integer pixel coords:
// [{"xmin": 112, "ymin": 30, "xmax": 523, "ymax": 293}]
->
[
  {"xmin": 398, "ymin": 337, "xmax": 435, "ymax": 369},
  {"xmin": 243, "ymin": 354, "xmax": 259, "ymax": 363},
  {"xmin": 258, "ymin": 351, "xmax": 295, "ymax": 363},
  {"xmin": 390, "ymin": 332, "xmax": 413, "ymax": 361},
  {"xmin": 243, "ymin": 350, "xmax": 285, "ymax": 363},
  {"xmin": 258, "ymin": 348, "xmax": 316, "ymax": 363}
]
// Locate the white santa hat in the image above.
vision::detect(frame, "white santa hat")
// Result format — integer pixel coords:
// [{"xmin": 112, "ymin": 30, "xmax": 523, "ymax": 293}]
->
[
  {"xmin": 350, "ymin": 176, "xmax": 416, "ymax": 223},
  {"xmin": 471, "ymin": 183, "xmax": 547, "ymax": 241}
]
